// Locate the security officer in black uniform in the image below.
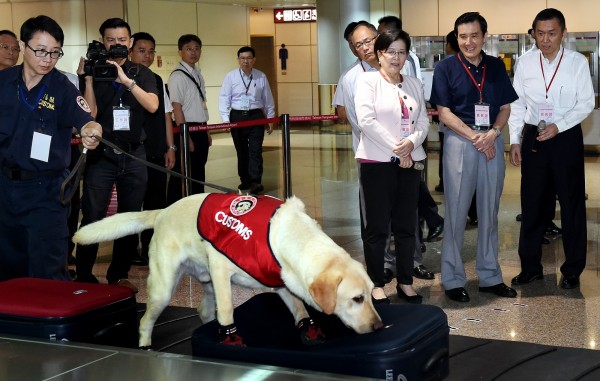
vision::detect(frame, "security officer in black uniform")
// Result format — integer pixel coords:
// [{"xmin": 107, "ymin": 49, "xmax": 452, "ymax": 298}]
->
[
  {"xmin": 75, "ymin": 18, "xmax": 158, "ymax": 291},
  {"xmin": 0, "ymin": 15, "xmax": 102, "ymax": 281}
]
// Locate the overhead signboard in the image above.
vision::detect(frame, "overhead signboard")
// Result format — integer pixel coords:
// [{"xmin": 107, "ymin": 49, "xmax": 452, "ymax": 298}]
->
[{"xmin": 273, "ymin": 8, "xmax": 317, "ymax": 23}]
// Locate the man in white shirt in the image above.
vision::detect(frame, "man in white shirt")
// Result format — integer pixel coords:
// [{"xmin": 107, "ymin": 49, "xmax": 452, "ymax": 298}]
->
[
  {"xmin": 508, "ymin": 8, "xmax": 594, "ymax": 290},
  {"xmin": 167, "ymin": 34, "xmax": 210, "ymax": 204},
  {"xmin": 219, "ymin": 46, "xmax": 275, "ymax": 194},
  {"xmin": 332, "ymin": 21, "xmax": 360, "ymax": 124}
]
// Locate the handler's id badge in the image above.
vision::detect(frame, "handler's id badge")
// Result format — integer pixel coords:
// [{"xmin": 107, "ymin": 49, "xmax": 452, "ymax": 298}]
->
[
  {"xmin": 31, "ymin": 131, "xmax": 51, "ymax": 162},
  {"xmin": 474, "ymin": 103, "xmax": 490, "ymax": 126},
  {"xmin": 538, "ymin": 102, "xmax": 554, "ymax": 124},
  {"xmin": 240, "ymin": 95, "xmax": 251, "ymax": 111},
  {"xmin": 400, "ymin": 117, "xmax": 411, "ymax": 138},
  {"xmin": 113, "ymin": 106, "xmax": 131, "ymax": 131}
]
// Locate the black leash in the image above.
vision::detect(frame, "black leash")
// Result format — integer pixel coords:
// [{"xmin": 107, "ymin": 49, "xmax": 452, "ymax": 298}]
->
[{"xmin": 59, "ymin": 136, "xmax": 238, "ymax": 206}]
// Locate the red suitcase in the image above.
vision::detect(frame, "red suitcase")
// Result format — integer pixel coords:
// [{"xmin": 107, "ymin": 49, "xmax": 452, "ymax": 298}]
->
[{"xmin": 0, "ymin": 278, "xmax": 138, "ymax": 348}]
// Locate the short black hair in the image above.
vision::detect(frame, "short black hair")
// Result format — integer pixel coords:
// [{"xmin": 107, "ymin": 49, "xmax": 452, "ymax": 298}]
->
[
  {"xmin": 20, "ymin": 15, "xmax": 64, "ymax": 46},
  {"xmin": 0, "ymin": 30, "xmax": 17, "ymax": 39},
  {"xmin": 374, "ymin": 29, "xmax": 411, "ymax": 53},
  {"xmin": 532, "ymin": 8, "xmax": 566, "ymax": 31},
  {"xmin": 349, "ymin": 21, "xmax": 377, "ymax": 41},
  {"xmin": 99, "ymin": 18, "xmax": 131, "ymax": 38},
  {"xmin": 454, "ymin": 12, "xmax": 488, "ymax": 36},
  {"xmin": 446, "ymin": 31, "xmax": 459, "ymax": 53},
  {"xmin": 378, "ymin": 15, "xmax": 402, "ymax": 31},
  {"xmin": 343, "ymin": 22, "xmax": 358, "ymax": 41},
  {"xmin": 237, "ymin": 46, "xmax": 255, "ymax": 57},
  {"xmin": 178, "ymin": 34, "xmax": 202, "ymax": 50},
  {"xmin": 131, "ymin": 32, "xmax": 155, "ymax": 48}
]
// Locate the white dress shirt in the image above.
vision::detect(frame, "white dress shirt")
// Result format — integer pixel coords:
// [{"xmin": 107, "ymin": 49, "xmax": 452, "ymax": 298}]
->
[
  {"xmin": 508, "ymin": 46, "xmax": 594, "ymax": 144},
  {"xmin": 342, "ymin": 61, "xmax": 378, "ymax": 152},
  {"xmin": 218, "ymin": 68, "xmax": 275, "ymax": 123},
  {"xmin": 168, "ymin": 61, "xmax": 209, "ymax": 123}
]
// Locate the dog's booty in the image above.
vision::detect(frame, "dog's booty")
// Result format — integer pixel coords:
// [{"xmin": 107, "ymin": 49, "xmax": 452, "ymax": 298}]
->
[
  {"xmin": 218, "ymin": 324, "xmax": 245, "ymax": 346},
  {"xmin": 297, "ymin": 317, "xmax": 326, "ymax": 346}
]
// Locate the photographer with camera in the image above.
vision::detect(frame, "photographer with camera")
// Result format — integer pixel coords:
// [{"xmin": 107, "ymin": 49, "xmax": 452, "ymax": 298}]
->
[{"xmin": 74, "ymin": 18, "xmax": 159, "ymax": 292}]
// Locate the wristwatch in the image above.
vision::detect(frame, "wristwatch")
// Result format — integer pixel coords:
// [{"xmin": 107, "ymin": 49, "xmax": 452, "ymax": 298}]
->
[
  {"xmin": 492, "ymin": 127, "xmax": 501, "ymax": 137},
  {"xmin": 168, "ymin": 145, "xmax": 177, "ymax": 151}
]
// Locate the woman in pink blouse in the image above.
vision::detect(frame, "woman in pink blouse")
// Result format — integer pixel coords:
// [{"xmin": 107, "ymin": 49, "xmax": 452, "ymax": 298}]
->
[{"xmin": 354, "ymin": 29, "xmax": 429, "ymax": 304}]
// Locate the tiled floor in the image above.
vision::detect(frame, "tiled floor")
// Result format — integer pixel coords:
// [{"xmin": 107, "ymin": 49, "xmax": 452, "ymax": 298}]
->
[{"xmin": 81, "ymin": 122, "xmax": 600, "ymax": 351}]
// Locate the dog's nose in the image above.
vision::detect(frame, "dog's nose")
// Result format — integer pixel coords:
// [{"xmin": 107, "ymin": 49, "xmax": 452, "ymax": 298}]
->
[{"xmin": 373, "ymin": 319, "xmax": 384, "ymax": 331}]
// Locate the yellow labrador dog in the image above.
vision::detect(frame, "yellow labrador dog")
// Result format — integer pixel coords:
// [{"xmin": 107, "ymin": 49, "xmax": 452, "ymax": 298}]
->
[{"xmin": 73, "ymin": 193, "xmax": 383, "ymax": 348}]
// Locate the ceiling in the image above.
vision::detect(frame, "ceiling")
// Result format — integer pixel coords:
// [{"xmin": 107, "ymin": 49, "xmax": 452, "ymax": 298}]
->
[{"xmin": 156, "ymin": 0, "xmax": 316, "ymax": 8}]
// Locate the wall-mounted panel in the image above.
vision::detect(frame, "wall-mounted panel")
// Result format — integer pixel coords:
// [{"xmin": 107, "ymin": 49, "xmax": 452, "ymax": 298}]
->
[
  {"xmin": 138, "ymin": 1, "xmax": 197, "ymax": 46},
  {"xmin": 84, "ymin": 0, "xmax": 124, "ymax": 43},
  {"xmin": 401, "ymin": 0, "xmax": 439, "ymax": 36},
  {"xmin": 549, "ymin": 0, "xmax": 600, "ymax": 32},
  {"xmin": 276, "ymin": 45, "xmax": 312, "ymax": 83},
  {"xmin": 0, "ymin": 4, "xmax": 13, "ymax": 31},
  {"xmin": 278, "ymin": 83, "xmax": 313, "ymax": 116},
  {"xmin": 198, "ymin": 4, "xmax": 247, "ymax": 46},
  {"xmin": 275, "ymin": 22, "xmax": 313, "ymax": 46},
  {"xmin": 250, "ymin": 9, "xmax": 275, "ymax": 36},
  {"xmin": 479, "ymin": 0, "xmax": 545, "ymax": 34}
]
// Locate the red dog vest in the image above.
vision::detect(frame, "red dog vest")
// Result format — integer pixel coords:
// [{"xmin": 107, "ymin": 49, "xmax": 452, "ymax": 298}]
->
[{"xmin": 197, "ymin": 193, "xmax": 284, "ymax": 287}]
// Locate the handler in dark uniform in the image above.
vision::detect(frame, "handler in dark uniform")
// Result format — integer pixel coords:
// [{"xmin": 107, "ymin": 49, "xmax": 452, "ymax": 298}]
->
[
  {"xmin": 75, "ymin": 18, "xmax": 158, "ymax": 290},
  {"xmin": 0, "ymin": 15, "xmax": 102, "ymax": 281}
]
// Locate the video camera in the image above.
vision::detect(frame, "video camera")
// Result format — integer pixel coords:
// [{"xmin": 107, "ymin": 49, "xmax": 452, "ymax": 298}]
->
[{"xmin": 83, "ymin": 41, "xmax": 129, "ymax": 81}]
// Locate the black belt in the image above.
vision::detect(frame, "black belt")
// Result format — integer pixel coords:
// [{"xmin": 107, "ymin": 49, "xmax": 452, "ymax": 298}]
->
[
  {"xmin": 104, "ymin": 140, "xmax": 143, "ymax": 154},
  {"xmin": 231, "ymin": 109, "xmax": 262, "ymax": 116},
  {"xmin": 187, "ymin": 122, "xmax": 208, "ymax": 127},
  {"xmin": 0, "ymin": 166, "xmax": 60, "ymax": 181},
  {"xmin": 468, "ymin": 124, "xmax": 493, "ymax": 131}
]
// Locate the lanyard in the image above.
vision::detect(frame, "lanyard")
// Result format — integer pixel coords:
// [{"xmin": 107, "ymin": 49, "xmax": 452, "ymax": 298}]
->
[
  {"xmin": 112, "ymin": 82, "xmax": 125, "ymax": 107},
  {"xmin": 19, "ymin": 84, "xmax": 46, "ymax": 112},
  {"xmin": 458, "ymin": 54, "xmax": 487, "ymax": 103},
  {"xmin": 239, "ymin": 69, "xmax": 253, "ymax": 95},
  {"xmin": 540, "ymin": 47, "xmax": 564, "ymax": 99},
  {"xmin": 360, "ymin": 61, "xmax": 367, "ymax": 72}
]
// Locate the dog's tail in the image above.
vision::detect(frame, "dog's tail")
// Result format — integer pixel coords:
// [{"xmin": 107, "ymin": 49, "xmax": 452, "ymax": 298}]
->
[{"xmin": 73, "ymin": 210, "xmax": 162, "ymax": 245}]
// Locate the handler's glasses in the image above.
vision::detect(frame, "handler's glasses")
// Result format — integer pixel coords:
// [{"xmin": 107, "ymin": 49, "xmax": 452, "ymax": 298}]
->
[
  {"xmin": 26, "ymin": 43, "xmax": 64, "ymax": 59},
  {"xmin": 0, "ymin": 43, "xmax": 20, "ymax": 54}
]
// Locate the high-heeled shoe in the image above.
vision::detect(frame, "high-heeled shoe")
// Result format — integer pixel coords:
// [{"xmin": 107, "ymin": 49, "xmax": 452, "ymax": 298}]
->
[
  {"xmin": 371, "ymin": 295, "xmax": 391, "ymax": 305},
  {"xmin": 396, "ymin": 285, "xmax": 423, "ymax": 304}
]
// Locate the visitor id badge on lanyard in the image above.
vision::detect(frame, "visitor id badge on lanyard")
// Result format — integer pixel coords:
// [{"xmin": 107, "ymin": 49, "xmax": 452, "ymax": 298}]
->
[
  {"xmin": 240, "ymin": 95, "xmax": 251, "ymax": 111},
  {"xmin": 113, "ymin": 106, "xmax": 131, "ymax": 131},
  {"xmin": 474, "ymin": 103, "xmax": 490, "ymax": 126},
  {"xmin": 538, "ymin": 103, "xmax": 554, "ymax": 124},
  {"xmin": 31, "ymin": 131, "xmax": 51, "ymax": 162},
  {"xmin": 400, "ymin": 118, "xmax": 411, "ymax": 138}
]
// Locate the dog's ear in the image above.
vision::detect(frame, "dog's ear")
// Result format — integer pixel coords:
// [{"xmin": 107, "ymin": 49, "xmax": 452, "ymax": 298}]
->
[{"xmin": 309, "ymin": 271, "xmax": 342, "ymax": 315}]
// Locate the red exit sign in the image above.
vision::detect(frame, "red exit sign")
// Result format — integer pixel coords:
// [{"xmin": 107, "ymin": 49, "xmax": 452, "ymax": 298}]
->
[{"xmin": 274, "ymin": 8, "xmax": 317, "ymax": 23}]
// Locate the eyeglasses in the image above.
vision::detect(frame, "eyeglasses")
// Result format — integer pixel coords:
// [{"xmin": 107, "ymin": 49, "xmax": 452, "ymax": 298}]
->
[
  {"xmin": 0, "ymin": 43, "xmax": 20, "ymax": 54},
  {"xmin": 26, "ymin": 43, "xmax": 63, "ymax": 59},
  {"xmin": 185, "ymin": 46, "xmax": 201, "ymax": 53},
  {"xmin": 383, "ymin": 49, "xmax": 407, "ymax": 58},
  {"xmin": 354, "ymin": 37, "xmax": 377, "ymax": 50},
  {"xmin": 135, "ymin": 48, "xmax": 156, "ymax": 55},
  {"xmin": 238, "ymin": 56, "xmax": 254, "ymax": 61}
]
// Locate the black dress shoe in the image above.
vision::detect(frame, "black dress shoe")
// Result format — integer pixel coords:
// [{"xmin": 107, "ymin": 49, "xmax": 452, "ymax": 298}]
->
[
  {"xmin": 445, "ymin": 287, "xmax": 470, "ymax": 302},
  {"xmin": 396, "ymin": 285, "xmax": 423, "ymax": 304},
  {"xmin": 238, "ymin": 183, "xmax": 251, "ymax": 191},
  {"xmin": 249, "ymin": 183, "xmax": 264, "ymax": 194},
  {"xmin": 511, "ymin": 272, "xmax": 544, "ymax": 285},
  {"xmin": 542, "ymin": 237, "xmax": 550, "ymax": 245},
  {"xmin": 479, "ymin": 283, "xmax": 517, "ymax": 298},
  {"xmin": 426, "ymin": 222, "xmax": 443, "ymax": 242},
  {"xmin": 559, "ymin": 275, "xmax": 580, "ymax": 289},
  {"xmin": 383, "ymin": 268, "xmax": 394, "ymax": 284},
  {"xmin": 516, "ymin": 213, "xmax": 522, "ymax": 222},
  {"xmin": 545, "ymin": 222, "xmax": 562, "ymax": 236},
  {"xmin": 131, "ymin": 254, "xmax": 149, "ymax": 266},
  {"xmin": 371, "ymin": 296, "xmax": 391, "ymax": 305},
  {"xmin": 420, "ymin": 243, "xmax": 426, "ymax": 253},
  {"xmin": 413, "ymin": 265, "xmax": 435, "ymax": 280},
  {"xmin": 434, "ymin": 184, "xmax": 444, "ymax": 192}
]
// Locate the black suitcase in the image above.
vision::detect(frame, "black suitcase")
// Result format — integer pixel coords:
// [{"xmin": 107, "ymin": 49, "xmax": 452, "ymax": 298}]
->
[
  {"xmin": 192, "ymin": 292, "xmax": 449, "ymax": 380},
  {"xmin": 0, "ymin": 278, "xmax": 138, "ymax": 348}
]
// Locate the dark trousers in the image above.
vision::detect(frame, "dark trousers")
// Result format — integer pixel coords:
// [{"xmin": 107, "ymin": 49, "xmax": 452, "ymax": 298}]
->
[
  {"xmin": 141, "ymin": 154, "xmax": 167, "ymax": 257},
  {"xmin": 76, "ymin": 146, "xmax": 147, "ymax": 283},
  {"xmin": 0, "ymin": 171, "xmax": 70, "ymax": 281},
  {"xmin": 360, "ymin": 162, "xmax": 420, "ymax": 287},
  {"xmin": 230, "ymin": 109, "xmax": 265, "ymax": 185},
  {"xmin": 519, "ymin": 124, "xmax": 587, "ymax": 277},
  {"xmin": 418, "ymin": 178, "xmax": 443, "ymax": 230},
  {"xmin": 167, "ymin": 130, "xmax": 209, "ymax": 205}
]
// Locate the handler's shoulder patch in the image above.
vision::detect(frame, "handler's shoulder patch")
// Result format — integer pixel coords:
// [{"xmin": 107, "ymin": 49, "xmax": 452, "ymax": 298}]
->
[
  {"xmin": 76, "ymin": 96, "xmax": 91, "ymax": 113},
  {"xmin": 230, "ymin": 195, "xmax": 258, "ymax": 216}
]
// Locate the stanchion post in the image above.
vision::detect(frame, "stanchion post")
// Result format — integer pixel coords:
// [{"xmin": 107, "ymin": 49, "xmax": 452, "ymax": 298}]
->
[
  {"xmin": 281, "ymin": 114, "xmax": 292, "ymax": 199},
  {"xmin": 179, "ymin": 123, "xmax": 192, "ymax": 197}
]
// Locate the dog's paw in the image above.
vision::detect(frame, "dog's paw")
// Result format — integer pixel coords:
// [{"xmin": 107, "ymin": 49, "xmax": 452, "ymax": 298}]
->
[
  {"xmin": 218, "ymin": 324, "xmax": 245, "ymax": 346},
  {"xmin": 297, "ymin": 317, "xmax": 326, "ymax": 346}
]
